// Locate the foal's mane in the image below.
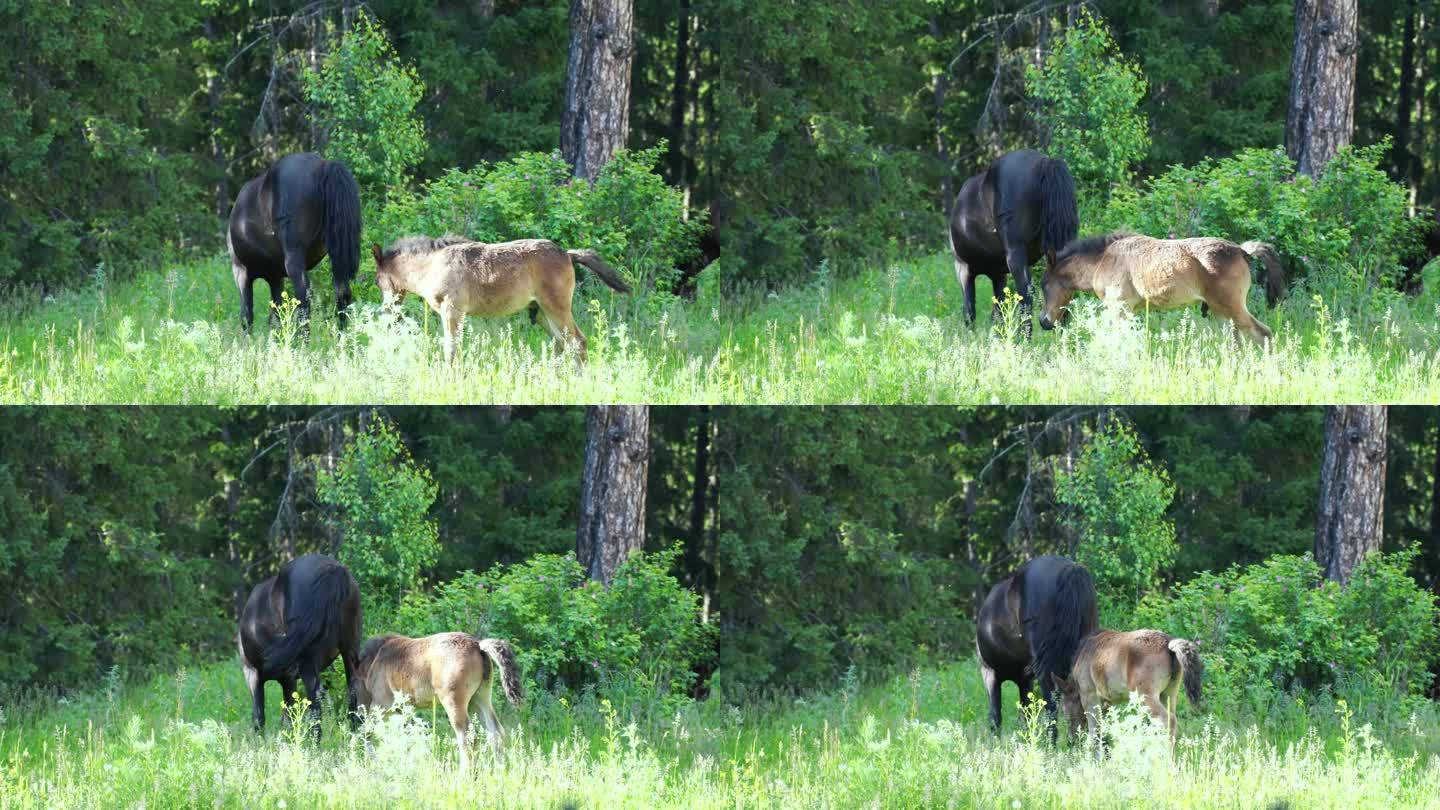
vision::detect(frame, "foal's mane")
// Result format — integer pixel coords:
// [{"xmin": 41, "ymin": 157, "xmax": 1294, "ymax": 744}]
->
[
  {"xmin": 380, "ymin": 234, "xmax": 471, "ymax": 262},
  {"xmin": 1055, "ymin": 231, "xmax": 1134, "ymax": 264}
]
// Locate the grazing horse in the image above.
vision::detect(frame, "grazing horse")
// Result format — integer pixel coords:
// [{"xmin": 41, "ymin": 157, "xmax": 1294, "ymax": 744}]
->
[
  {"xmin": 237, "ymin": 554, "xmax": 363, "ymax": 739},
  {"xmin": 1051, "ymin": 629, "xmax": 1203, "ymax": 745},
  {"xmin": 228, "ymin": 153, "xmax": 361, "ymax": 334},
  {"xmin": 948, "ymin": 150, "xmax": 1078, "ymax": 329},
  {"xmin": 370, "ymin": 235, "xmax": 631, "ymax": 363},
  {"xmin": 1037, "ymin": 232, "xmax": 1286, "ymax": 345},
  {"xmin": 976, "ymin": 555, "xmax": 1099, "ymax": 736},
  {"xmin": 355, "ymin": 632, "xmax": 523, "ymax": 769}
]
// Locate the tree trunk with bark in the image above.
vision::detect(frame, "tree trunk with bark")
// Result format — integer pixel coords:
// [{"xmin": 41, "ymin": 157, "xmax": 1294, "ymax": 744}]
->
[
  {"xmin": 1286, "ymin": 0, "xmax": 1359, "ymax": 176},
  {"xmin": 561, "ymin": 0, "xmax": 635, "ymax": 180},
  {"xmin": 577, "ymin": 405, "xmax": 649, "ymax": 584},
  {"xmin": 1315, "ymin": 405, "xmax": 1387, "ymax": 585}
]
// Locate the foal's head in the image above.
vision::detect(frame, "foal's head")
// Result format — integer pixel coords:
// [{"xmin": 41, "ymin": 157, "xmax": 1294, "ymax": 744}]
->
[
  {"xmin": 1050, "ymin": 673, "xmax": 1086, "ymax": 738},
  {"xmin": 372, "ymin": 235, "xmax": 470, "ymax": 305},
  {"xmin": 1038, "ymin": 233, "xmax": 1126, "ymax": 331}
]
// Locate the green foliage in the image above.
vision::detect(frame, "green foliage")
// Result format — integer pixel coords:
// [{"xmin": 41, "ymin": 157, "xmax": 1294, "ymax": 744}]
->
[
  {"xmin": 1097, "ymin": 142, "xmax": 1425, "ymax": 306},
  {"xmin": 370, "ymin": 146, "xmax": 703, "ymax": 317},
  {"xmin": 1134, "ymin": 549, "xmax": 1440, "ymax": 710},
  {"xmin": 303, "ymin": 12, "xmax": 427, "ymax": 202},
  {"xmin": 1055, "ymin": 421, "xmax": 1177, "ymax": 622},
  {"xmin": 392, "ymin": 547, "xmax": 714, "ymax": 704},
  {"xmin": 0, "ymin": 1, "xmax": 209, "ymax": 287},
  {"xmin": 318, "ymin": 417, "xmax": 440, "ymax": 616},
  {"xmin": 1027, "ymin": 9, "xmax": 1150, "ymax": 211}
]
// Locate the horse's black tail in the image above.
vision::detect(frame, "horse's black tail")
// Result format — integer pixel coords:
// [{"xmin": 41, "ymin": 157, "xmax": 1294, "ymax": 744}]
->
[
  {"xmin": 1038, "ymin": 157, "xmax": 1079, "ymax": 259},
  {"xmin": 263, "ymin": 565, "xmax": 351, "ymax": 674},
  {"xmin": 1030, "ymin": 563, "xmax": 1097, "ymax": 689},
  {"xmin": 319, "ymin": 160, "xmax": 362, "ymax": 284},
  {"xmin": 1240, "ymin": 241, "xmax": 1286, "ymax": 309}
]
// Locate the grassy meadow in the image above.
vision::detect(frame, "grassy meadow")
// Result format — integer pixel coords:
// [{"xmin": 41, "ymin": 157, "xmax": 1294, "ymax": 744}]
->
[
  {"xmin": 3, "ymin": 655, "xmax": 1438, "ymax": 808},
  {"xmin": 1, "ymin": 253, "xmax": 1438, "ymax": 404}
]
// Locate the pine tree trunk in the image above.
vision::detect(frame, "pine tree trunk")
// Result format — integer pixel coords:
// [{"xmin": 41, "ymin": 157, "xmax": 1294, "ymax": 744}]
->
[
  {"xmin": 1286, "ymin": 0, "xmax": 1359, "ymax": 176},
  {"xmin": 1396, "ymin": 0, "xmax": 1418, "ymax": 193},
  {"xmin": 577, "ymin": 405, "xmax": 649, "ymax": 584},
  {"xmin": 1315, "ymin": 405, "xmax": 1387, "ymax": 585},
  {"xmin": 561, "ymin": 0, "xmax": 635, "ymax": 181},
  {"xmin": 668, "ymin": 0, "xmax": 692, "ymax": 188}
]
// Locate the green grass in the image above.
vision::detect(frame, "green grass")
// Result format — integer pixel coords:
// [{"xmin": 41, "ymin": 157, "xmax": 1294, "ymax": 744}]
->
[
  {"xmin": 2, "ymin": 254, "xmax": 1439, "ymax": 403},
  {"xmin": 4, "ymin": 656, "xmax": 1439, "ymax": 808}
]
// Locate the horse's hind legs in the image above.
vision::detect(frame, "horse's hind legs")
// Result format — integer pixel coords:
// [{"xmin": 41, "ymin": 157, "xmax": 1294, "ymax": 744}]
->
[
  {"xmin": 236, "ymin": 269, "xmax": 256, "ymax": 335},
  {"xmin": 441, "ymin": 693, "xmax": 474, "ymax": 770},
  {"xmin": 540, "ymin": 308, "xmax": 588, "ymax": 366},
  {"xmin": 980, "ymin": 661, "xmax": 1002, "ymax": 733},
  {"xmin": 244, "ymin": 662, "xmax": 265, "ymax": 731},
  {"xmin": 955, "ymin": 260, "xmax": 978, "ymax": 326}
]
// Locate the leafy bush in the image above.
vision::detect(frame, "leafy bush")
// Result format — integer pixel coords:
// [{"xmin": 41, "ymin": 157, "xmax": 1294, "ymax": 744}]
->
[
  {"xmin": 1027, "ymin": 8, "xmax": 1149, "ymax": 213},
  {"xmin": 318, "ymin": 417, "xmax": 440, "ymax": 617},
  {"xmin": 1133, "ymin": 548, "xmax": 1439, "ymax": 709},
  {"xmin": 1097, "ymin": 142, "xmax": 1425, "ymax": 308},
  {"xmin": 391, "ymin": 546, "xmax": 714, "ymax": 704},
  {"xmin": 303, "ymin": 11, "xmax": 426, "ymax": 204},
  {"xmin": 1056, "ymin": 421, "xmax": 1177, "ymax": 623},
  {"xmin": 368, "ymin": 146, "xmax": 703, "ymax": 318}
]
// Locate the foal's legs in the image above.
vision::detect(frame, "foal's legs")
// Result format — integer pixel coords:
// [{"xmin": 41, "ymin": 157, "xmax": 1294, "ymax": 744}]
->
[
  {"xmin": 471, "ymin": 681, "xmax": 506, "ymax": 756},
  {"xmin": 539, "ymin": 306, "xmax": 588, "ymax": 365},
  {"xmin": 1207, "ymin": 281, "xmax": 1272, "ymax": 346},
  {"xmin": 438, "ymin": 301, "xmax": 465, "ymax": 364},
  {"xmin": 439, "ymin": 690, "xmax": 475, "ymax": 770},
  {"xmin": 1141, "ymin": 692, "xmax": 1177, "ymax": 746}
]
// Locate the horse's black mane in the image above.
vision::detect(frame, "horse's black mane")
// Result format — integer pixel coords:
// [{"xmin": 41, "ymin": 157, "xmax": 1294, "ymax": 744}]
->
[
  {"xmin": 381, "ymin": 234, "xmax": 471, "ymax": 261},
  {"xmin": 1055, "ymin": 231, "xmax": 1134, "ymax": 263},
  {"xmin": 358, "ymin": 634, "xmax": 399, "ymax": 664}
]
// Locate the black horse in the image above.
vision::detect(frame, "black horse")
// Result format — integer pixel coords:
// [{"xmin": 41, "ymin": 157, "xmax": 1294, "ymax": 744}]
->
[
  {"xmin": 948, "ymin": 150, "xmax": 1078, "ymax": 329},
  {"xmin": 227, "ymin": 153, "xmax": 361, "ymax": 334},
  {"xmin": 975, "ymin": 555, "xmax": 1098, "ymax": 735},
  {"xmin": 237, "ymin": 554, "xmax": 363, "ymax": 738}
]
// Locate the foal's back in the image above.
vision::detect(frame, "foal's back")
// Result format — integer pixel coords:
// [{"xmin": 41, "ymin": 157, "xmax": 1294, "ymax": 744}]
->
[
  {"xmin": 1078, "ymin": 629, "xmax": 1178, "ymax": 700},
  {"xmin": 364, "ymin": 632, "xmax": 492, "ymax": 708}
]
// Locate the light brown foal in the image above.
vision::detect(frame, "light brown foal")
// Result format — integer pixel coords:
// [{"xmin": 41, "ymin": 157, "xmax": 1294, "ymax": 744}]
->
[
  {"xmin": 1051, "ymin": 628, "xmax": 1203, "ymax": 746},
  {"xmin": 372, "ymin": 235, "xmax": 630, "ymax": 363},
  {"xmin": 1038, "ymin": 233, "xmax": 1285, "ymax": 345},
  {"xmin": 355, "ymin": 632, "xmax": 522, "ymax": 769}
]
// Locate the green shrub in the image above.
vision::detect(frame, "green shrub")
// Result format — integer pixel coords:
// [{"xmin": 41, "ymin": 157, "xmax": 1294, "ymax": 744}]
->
[
  {"xmin": 1055, "ymin": 421, "xmax": 1177, "ymax": 624},
  {"xmin": 391, "ymin": 546, "xmax": 714, "ymax": 705},
  {"xmin": 1026, "ymin": 8, "xmax": 1149, "ymax": 215},
  {"xmin": 318, "ymin": 417, "xmax": 440, "ymax": 618},
  {"xmin": 1133, "ymin": 548, "xmax": 1439, "ymax": 710},
  {"xmin": 1096, "ymin": 142, "xmax": 1424, "ymax": 309},
  {"xmin": 368, "ymin": 146, "xmax": 703, "ymax": 319},
  {"xmin": 303, "ymin": 11, "xmax": 426, "ymax": 204}
]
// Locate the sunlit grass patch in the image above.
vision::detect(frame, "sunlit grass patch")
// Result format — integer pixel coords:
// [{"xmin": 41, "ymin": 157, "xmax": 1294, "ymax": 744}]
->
[{"xmin": 1, "ymin": 253, "xmax": 1438, "ymax": 403}]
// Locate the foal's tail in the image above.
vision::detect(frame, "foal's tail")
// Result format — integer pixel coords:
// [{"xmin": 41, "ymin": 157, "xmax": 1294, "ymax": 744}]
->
[
  {"xmin": 1240, "ymin": 241, "xmax": 1286, "ymax": 309},
  {"xmin": 320, "ymin": 160, "xmax": 362, "ymax": 284},
  {"xmin": 568, "ymin": 249, "xmax": 632, "ymax": 294},
  {"xmin": 477, "ymin": 638, "xmax": 524, "ymax": 707},
  {"xmin": 263, "ymin": 565, "xmax": 353, "ymax": 674},
  {"xmin": 1038, "ymin": 157, "xmax": 1079, "ymax": 261},
  {"xmin": 1167, "ymin": 637, "xmax": 1204, "ymax": 707}
]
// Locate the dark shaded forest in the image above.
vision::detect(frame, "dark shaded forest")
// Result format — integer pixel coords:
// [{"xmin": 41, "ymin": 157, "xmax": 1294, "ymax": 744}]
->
[
  {"xmin": 3, "ymin": 1, "xmax": 1435, "ymax": 291},
  {"xmin": 4, "ymin": 405, "xmax": 1438, "ymax": 702}
]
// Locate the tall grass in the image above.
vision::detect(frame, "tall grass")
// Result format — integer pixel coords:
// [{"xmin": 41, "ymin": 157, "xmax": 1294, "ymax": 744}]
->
[
  {"xmin": 3, "ymin": 656, "xmax": 1438, "ymax": 808},
  {"xmin": 1, "ymin": 254, "xmax": 1438, "ymax": 403}
]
